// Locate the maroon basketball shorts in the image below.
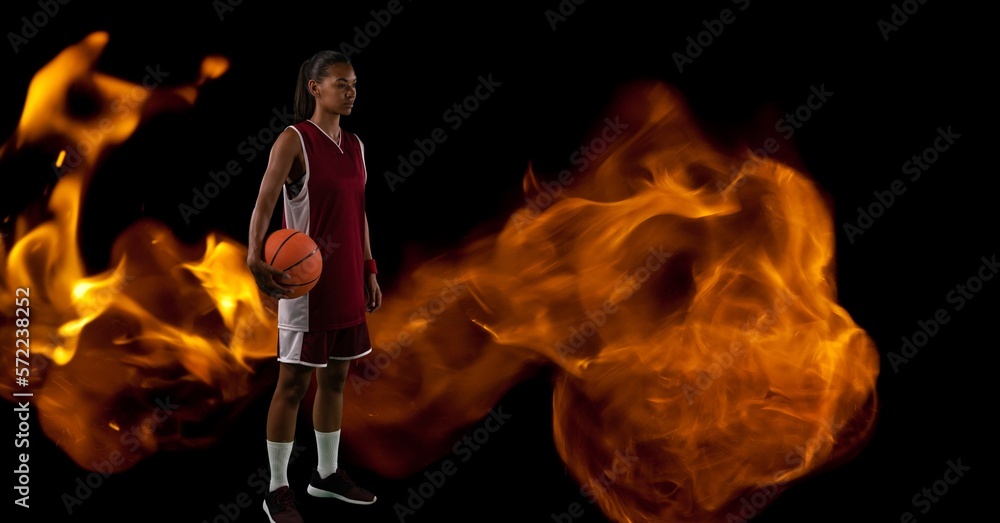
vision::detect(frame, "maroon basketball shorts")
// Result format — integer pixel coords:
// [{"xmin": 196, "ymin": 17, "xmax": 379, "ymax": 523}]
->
[{"xmin": 277, "ymin": 321, "xmax": 372, "ymax": 367}]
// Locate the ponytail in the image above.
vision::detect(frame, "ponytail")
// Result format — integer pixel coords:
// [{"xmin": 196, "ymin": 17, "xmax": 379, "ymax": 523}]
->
[
  {"xmin": 293, "ymin": 50, "xmax": 352, "ymax": 123},
  {"xmin": 293, "ymin": 59, "xmax": 313, "ymax": 123}
]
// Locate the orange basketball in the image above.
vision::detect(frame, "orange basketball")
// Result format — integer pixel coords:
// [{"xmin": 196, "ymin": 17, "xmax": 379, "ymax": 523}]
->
[{"xmin": 263, "ymin": 228, "xmax": 322, "ymax": 299}]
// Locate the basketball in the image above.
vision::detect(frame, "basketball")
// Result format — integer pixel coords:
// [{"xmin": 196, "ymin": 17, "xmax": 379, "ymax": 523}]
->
[{"xmin": 263, "ymin": 228, "xmax": 322, "ymax": 299}]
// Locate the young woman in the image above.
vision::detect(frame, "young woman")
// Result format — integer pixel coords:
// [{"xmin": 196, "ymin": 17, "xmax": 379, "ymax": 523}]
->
[{"xmin": 246, "ymin": 49, "xmax": 382, "ymax": 523}]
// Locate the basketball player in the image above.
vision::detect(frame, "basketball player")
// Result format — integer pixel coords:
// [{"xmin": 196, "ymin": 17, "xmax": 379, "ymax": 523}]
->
[{"xmin": 246, "ymin": 50, "xmax": 381, "ymax": 523}]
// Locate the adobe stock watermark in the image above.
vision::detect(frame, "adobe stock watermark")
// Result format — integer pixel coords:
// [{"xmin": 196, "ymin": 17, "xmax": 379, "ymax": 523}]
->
[
  {"xmin": 672, "ymin": 0, "xmax": 752, "ymax": 73},
  {"xmin": 550, "ymin": 447, "xmax": 639, "ymax": 522},
  {"xmin": 200, "ymin": 444, "xmax": 307, "ymax": 523},
  {"xmin": 725, "ymin": 418, "xmax": 846, "ymax": 522},
  {"xmin": 545, "ymin": 0, "xmax": 587, "ymax": 31},
  {"xmin": 7, "ymin": 0, "xmax": 72, "ymax": 54},
  {"xmin": 877, "ymin": 0, "xmax": 930, "ymax": 41},
  {"xmin": 556, "ymin": 246, "xmax": 672, "ymax": 363},
  {"xmin": 218, "ymin": 0, "xmax": 412, "ymax": 52},
  {"xmin": 383, "ymin": 74, "xmax": 501, "ymax": 192},
  {"xmin": 509, "ymin": 115, "xmax": 629, "ymax": 232},
  {"xmin": 51, "ymin": 64, "xmax": 171, "ymax": 178},
  {"xmin": 681, "ymin": 288, "xmax": 799, "ymax": 404},
  {"xmin": 841, "ymin": 125, "xmax": 960, "ymax": 244},
  {"xmin": 886, "ymin": 253, "xmax": 996, "ymax": 373},
  {"xmin": 350, "ymin": 278, "xmax": 469, "ymax": 394},
  {"xmin": 899, "ymin": 458, "xmax": 970, "ymax": 523},
  {"xmin": 60, "ymin": 396, "xmax": 181, "ymax": 514},
  {"xmin": 337, "ymin": 0, "xmax": 413, "ymax": 58},
  {"xmin": 178, "ymin": 105, "xmax": 296, "ymax": 224},
  {"xmin": 73, "ymin": 271, "xmax": 136, "ymax": 317},
  {"xmin": 717, "ymin": 83, "xmax": 834, "ymax": 195},
  {"xmin": 393, "ymin": 406, "xmax": 513, "ymax": 522},
  {"xmin": 212, "ymin": 0, "xmax": 243, "ymax": 21}
]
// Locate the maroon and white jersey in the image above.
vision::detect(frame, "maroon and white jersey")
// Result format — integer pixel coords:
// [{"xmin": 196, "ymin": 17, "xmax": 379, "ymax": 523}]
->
[{"xmin": 278, "ymin": 119, "xmax": 367, "ymax": 331}]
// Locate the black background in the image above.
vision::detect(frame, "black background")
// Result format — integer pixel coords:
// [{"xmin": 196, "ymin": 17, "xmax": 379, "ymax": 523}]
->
[{"xmin": 1, "ymin": 1, "xmax": 992, "ymax": 522}]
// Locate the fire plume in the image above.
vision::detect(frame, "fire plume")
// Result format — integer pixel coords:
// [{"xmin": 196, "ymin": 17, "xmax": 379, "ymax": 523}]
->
[
  {"xmin": 345, "ymin": 82, "xmax": 879, "ymax": 522},
  {"xmin": 0, "ymin": 32, "xmax": 274, "ymax": 473}
]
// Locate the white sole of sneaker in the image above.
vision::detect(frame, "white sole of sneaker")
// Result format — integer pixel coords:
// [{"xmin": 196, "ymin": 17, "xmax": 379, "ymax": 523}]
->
[
  {"xmin": 262, "ymin": 499, "xmax": 279, "ymax": 523},
  {"xmin": 306, "ymin": 485, "xmax": 377, "ymax": 505}
]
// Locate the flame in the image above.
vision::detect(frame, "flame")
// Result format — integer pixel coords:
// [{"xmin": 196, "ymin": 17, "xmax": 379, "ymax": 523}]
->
[
  {"xmin": 0, "ymin": 33, "xmax": 276, "ymax": 473},
  {"xmin": 344, "ymin": 82, "xmax": 879, "ymax": 522}
]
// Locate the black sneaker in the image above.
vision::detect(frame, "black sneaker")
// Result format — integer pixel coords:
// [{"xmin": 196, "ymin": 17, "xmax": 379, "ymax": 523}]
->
[
  {"xmin": 263, "ymin": 486, "xmax": 303, "ymax": 523},
  {"xmin": 307, "ymin": 468, "xmax": 377, "ymax": 504}
]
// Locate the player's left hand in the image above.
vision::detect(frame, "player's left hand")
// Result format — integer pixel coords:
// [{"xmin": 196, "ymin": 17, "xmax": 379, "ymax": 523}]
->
[{"xmin": 365, "ymin": 274, "xmax": 382, "ymax": 312}]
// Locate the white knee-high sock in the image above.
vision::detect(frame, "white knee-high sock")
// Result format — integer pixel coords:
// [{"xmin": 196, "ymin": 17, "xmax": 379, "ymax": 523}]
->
[
  {"xmin": 315, "ymin": 429, "xmax": 341, "ymax": 479},
  {"xmin": 267, "ymin": 440, "xmax": 294, "ymax": 491}
]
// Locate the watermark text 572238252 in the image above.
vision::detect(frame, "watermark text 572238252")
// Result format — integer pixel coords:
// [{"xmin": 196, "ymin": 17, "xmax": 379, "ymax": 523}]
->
[{"xmin": 13, "ymin": 287, "xmax": 34, "ymax": 509}]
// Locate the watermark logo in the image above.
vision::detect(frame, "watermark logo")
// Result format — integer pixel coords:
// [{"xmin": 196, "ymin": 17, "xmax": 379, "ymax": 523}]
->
[
  {"xmin": 7, "ymin": 0, "xmax": 72, "ymax": 54},
  {"xmin": 384, "ymin": 74, "xmax": 501, "ymax": 192},
  {"xmin": 672, "ymin": 0, "xmax": 752, "ymax": 73},
  {"xmin": 393, "ymin": 406, "xmax": 512, "ymax": 521},
  {"xmin": 842, "ymin": 125, "xmax": 959, "ymax": 244},
  {"xmin": 877, "ymin": 0, "xmax": 930, "ymax": 41}
]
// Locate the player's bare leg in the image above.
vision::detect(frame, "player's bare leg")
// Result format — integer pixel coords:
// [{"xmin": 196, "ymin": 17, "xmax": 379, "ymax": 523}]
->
[{"xmin": 307, "ymin": 359, "xmax": 376, "ymax": 504}]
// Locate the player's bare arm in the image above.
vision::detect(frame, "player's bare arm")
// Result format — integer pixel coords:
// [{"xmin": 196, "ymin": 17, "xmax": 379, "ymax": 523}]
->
[{"xmin": 247, "ymin": 128, "xmax": 303, "ymax": 298}]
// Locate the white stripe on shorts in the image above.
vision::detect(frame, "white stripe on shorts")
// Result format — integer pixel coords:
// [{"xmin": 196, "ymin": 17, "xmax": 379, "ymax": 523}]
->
[{"xmin": 276, "ymin": 329, "xmax": 326, "ymax": 368}]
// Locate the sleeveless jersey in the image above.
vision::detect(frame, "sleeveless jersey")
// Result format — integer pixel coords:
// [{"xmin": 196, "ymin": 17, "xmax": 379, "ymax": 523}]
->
[{"xmin": 278, "ymin": 120, "xmax": 367, "ymax": 331}]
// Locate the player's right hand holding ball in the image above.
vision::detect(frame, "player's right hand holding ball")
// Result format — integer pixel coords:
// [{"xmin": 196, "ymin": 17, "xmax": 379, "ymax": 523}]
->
[{"xmin": 247, "ymin": 257, "xmax": 291, "ymax": 299}]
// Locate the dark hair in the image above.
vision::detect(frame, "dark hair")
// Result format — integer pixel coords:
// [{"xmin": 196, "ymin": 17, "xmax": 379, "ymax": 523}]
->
[{"xmin": 294, "ymin": 50, "xmax": 351, "ymax": 122}]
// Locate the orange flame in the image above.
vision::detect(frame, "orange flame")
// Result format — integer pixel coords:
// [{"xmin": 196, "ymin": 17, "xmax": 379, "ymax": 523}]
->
[
  {"xmin": 344, "ymin": 82, "xmax": 879, "ymax": 522},
  {"xmin": 0, "ymin": 32, "xmax": 275, "ymax": 473}
]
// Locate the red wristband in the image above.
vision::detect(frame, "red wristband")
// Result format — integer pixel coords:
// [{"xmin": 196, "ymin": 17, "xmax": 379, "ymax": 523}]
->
[{"xmin": 364, "ymin": 258, "xmax": 377, "ymax": 275}]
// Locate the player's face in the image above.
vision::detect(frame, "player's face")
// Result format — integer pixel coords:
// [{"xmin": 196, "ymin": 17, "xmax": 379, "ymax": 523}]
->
[{"xmin": 311, "ymin": 63, "xmax": 357, "ymax": 116}]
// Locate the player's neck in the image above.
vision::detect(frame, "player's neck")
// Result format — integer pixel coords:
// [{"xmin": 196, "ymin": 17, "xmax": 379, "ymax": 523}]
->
[{"xmin": 307, "ymin": 113, "xmax": 341, "ymax": 138}]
